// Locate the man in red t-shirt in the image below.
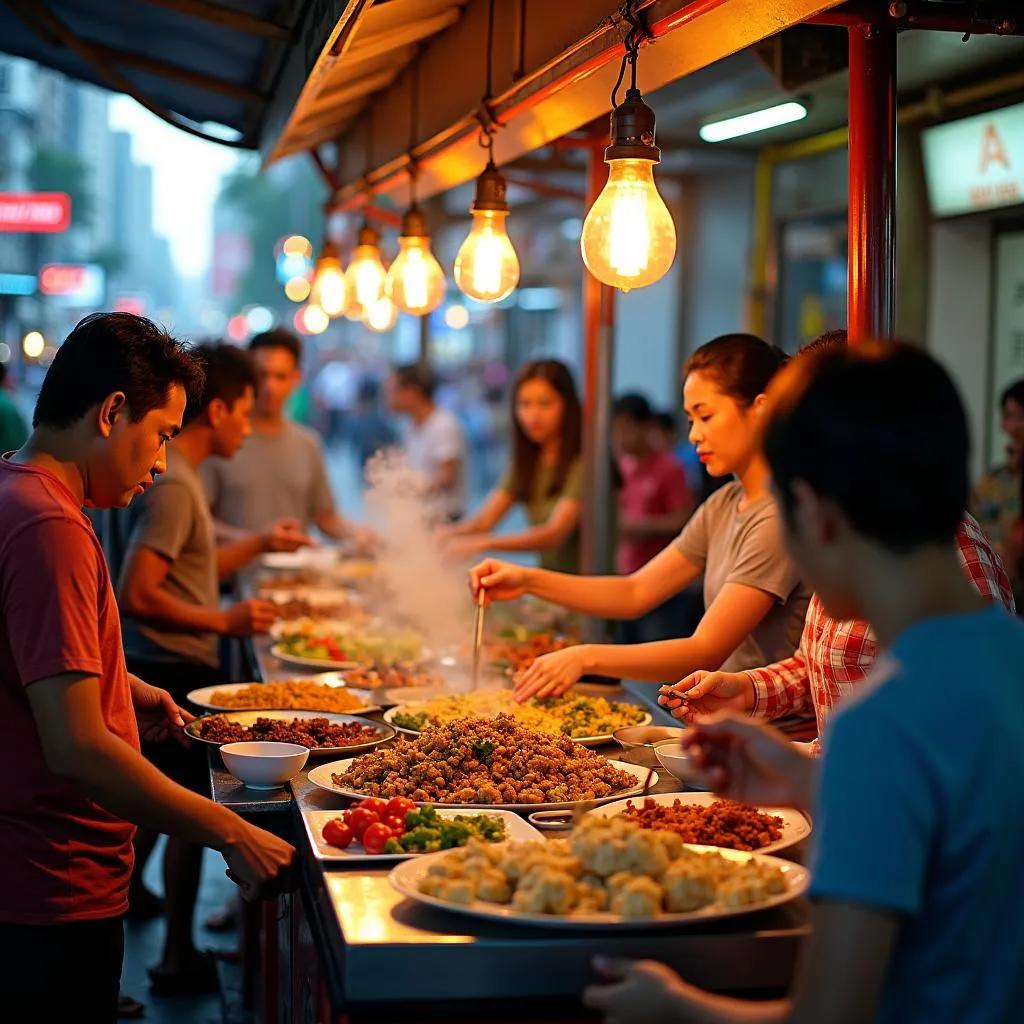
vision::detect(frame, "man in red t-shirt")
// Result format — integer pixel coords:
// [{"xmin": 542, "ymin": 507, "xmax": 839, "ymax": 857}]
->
[
  {"xmin": 0, "ymin": 313, "xmax": 294, "ymax": 1022},
  {"xmin": 612, "ymin": 394, "xmax": 697, "ymax": 643}
]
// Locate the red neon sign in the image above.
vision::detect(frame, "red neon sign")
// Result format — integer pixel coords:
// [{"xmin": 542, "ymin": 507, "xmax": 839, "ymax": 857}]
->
[
  {"xmin": 0, "ymin": 193, "xmax": 72, "ymax": 233},
  {"xmin": 39, "ymin": 264, "xmax": 87, "ymax": 295}
]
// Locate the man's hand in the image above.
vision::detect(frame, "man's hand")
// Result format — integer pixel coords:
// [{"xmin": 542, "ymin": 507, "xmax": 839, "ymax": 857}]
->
[
  {"xmin": 584, "ymin": 958, "xmax": 710, "ymax": 1024},
  {"xmin": 684, "ymin": 714, "xmax": 816, "ymax": 810},
  {"xmin": 222, "ymin": 599, "xmax": 278, "ymax": 637},
  {"xmin": 513, "ymin": 645, "xmax": 589, "ymax": 701},
  {"xmin": 659, "ymin": 671, "xmax": 755, "ymax": 722},
  {"xmin": 262, "ymin": 519, "xmax": 316, "ymax": 554},
  {"xmin": 350, "ymin": 525, "xmax": 377, "ymax": 554},
  {"xmin": 129, "ymin": 677, "xmax": 194, "ymax": 745},
  {"xmin": 219, "ymin": 819, "xmax": 296, "ymax": 901},
  {"xmin": 469, "ymin": 558, "xmax": 528, "ymax": 603}
]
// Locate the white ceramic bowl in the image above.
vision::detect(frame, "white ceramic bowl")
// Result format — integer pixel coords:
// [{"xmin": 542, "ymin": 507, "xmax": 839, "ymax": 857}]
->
[
  {"xmin": 654, "ymin": 740, "xmax": 708, "ymax": 789},
  {"xmin": 220, "ymin": 742, "xmax": 309, "ymax": 790}
]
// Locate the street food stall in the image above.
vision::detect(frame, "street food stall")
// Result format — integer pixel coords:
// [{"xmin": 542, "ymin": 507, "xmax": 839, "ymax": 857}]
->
[
  {"xmin": 3, "ymin": 2, "xmax": 1023, "ymax": 1022},
  {"xmin": 196, "ymin": 555, "xmax": 813, "ymax": 1022}
]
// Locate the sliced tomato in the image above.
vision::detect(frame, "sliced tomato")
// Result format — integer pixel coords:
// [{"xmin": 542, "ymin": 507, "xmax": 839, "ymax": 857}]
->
[
  {"xmin": 322, "ymin": 819, "xmax": 353, "ymax": 849},
  {"xmin": 347, "ymin": 808, "xmax": 379, "ymax": 841},
  {"xmin": 362, "ymin": 822, "xmax": 393, "ymax": 855}
]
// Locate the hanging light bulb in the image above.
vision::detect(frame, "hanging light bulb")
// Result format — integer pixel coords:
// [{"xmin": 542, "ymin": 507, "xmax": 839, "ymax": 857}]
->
[
  {"xmin": 454, "ymin": 160, "xmax": 520, "ymax": 304},
  {"xmin": 580, "ymin": 35, "xmax": 676, "ymax": 292},
  {"xmin": 308, "ymin": 241, "xmax": 346, "ymax": 317},
  {"xmin": 364, "ymin": 294, "xmax": 398, "ymax": 333},
  {"xmin": 385, "ymin": 205, "xmax": 446, "ymax": 315},
  {"xmin": 344, "ymin": 220, "xmax": 387, "ymax": 313}
]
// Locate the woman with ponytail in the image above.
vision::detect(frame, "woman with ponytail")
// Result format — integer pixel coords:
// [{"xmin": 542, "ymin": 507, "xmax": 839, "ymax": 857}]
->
[{"xmin": 471, "ymin": 334, "xmax": 810, "ymax": 699}]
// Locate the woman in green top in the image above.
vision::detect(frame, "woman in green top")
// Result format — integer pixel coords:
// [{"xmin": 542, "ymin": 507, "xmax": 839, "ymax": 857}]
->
[{"xmin": 441, "ymin": 360, "xmax": 584, "ymax": 573}]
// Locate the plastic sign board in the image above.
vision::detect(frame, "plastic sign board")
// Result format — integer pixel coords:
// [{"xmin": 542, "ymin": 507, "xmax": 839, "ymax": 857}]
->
[
  {"xmin": 38, "ymin": 264, "xmax": 105, "ymax": 306},
  {"xmin": 0, "ymin": 192, "xmax": 72, "ymax": 232},
  {"xmin": 0, "ymin": 273, "xmax": 36, "ymax": 296},
  {"xmin": 921, "ymin": 102, "xmax": 1024, "ymax": 218}
]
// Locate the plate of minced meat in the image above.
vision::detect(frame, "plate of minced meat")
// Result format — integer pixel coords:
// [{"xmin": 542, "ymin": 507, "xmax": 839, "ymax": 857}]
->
[
  {"xmin": 187, "ymin": 710, "xmax": 394, "ymax": 757},
  {"xmin": 306, "ymin": 713, "xmax": 656, "ymax": 810},
  {"xmin": 590, "ymin": 792, "xmax": 812, "ymax": 854}
]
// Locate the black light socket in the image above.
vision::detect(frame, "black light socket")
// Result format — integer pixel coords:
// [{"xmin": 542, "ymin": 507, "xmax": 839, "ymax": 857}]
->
[
  {"xmin": 470, "ymin": 161, "xmax": 509, "ymax": 213},
  {"xmin": 356, "ymin": 221, "xmax": 380, "ymax": 248},
  {"xmin": 605, "ymin": 87, "xmax": 661, "ymax": 163},
  {"xmin": 400, "ymin": 204, "xmax": 430, "ymax": 239}
]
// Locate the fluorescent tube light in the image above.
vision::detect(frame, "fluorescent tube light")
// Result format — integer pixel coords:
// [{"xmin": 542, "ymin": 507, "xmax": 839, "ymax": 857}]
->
[{"xmin": 699, "ymin": 101, "xmax": 808, "ymax": 143}]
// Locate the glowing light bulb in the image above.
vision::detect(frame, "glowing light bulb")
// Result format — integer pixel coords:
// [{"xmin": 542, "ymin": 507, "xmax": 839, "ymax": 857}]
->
[
  {"xmin": 344, "ymin": 221, "xmax": 387, "ymax": 311},
  {"xmin": 581, "ymin": 86, "xmax": 677, "ymax": 292},
  {"xmin": 284, "ymin": 276, "xmax": 311, "ymax": 302},
  {"xmin": 309, "ymin": 243, "xmax": 346, "ymax": 317},
  {"xmin": 22, "ymin": 331, "xmax": 45, "ymax": 358},
  {"xmin": 364, "ymin": 295, "xmax": 398, "ymax": 333},
  {"xmin": 386, "ymin": 233, "xmax": 446, "ymax": 315},
  {"xmin": 301, "ymin": 304, "xmax": 329, "ymax": 335},
  {"xmin": 581, "ymin": 158, "xmax": 676, "ymax": 291},
  {"xmin": 454, "ymin": 162, "xmax": 520, "ymax": 304}
]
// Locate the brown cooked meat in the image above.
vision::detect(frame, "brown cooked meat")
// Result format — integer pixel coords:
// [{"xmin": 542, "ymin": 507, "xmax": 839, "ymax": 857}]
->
[
  {"xmin": 619, "ymin": 797, "xmax": 784, "ymax": 851},
  {"xmin": 332, "ymin": 713, "xmax": 636, "ymax": 804},
  {"xmin": 198, "ymin": 716, "xmax": 381, "ymax": 749}
]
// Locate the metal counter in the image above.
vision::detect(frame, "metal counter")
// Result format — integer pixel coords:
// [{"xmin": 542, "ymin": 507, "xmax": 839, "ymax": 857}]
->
[{"xmin": 207, "ymin": 631, "xmax": 808, "ymax": 1015}]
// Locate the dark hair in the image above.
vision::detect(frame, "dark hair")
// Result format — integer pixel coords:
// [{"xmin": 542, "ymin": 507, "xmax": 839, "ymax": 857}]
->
[
  {"xmin": 652, "ymin": 411, "xmax": 677, "ymax": 434},
  {"xmin": 357, "ymin": 376, "xmax": 381, "ymax": 403},
  {"xmin": 183, "ymin": 343, "xmax": 257, "ymax": 426},
  {"xmin": 393, "ymin": 362, "xmax": 437, "ymax": 400},
  {"xmin": 1001, "ymin": 378, "xmax": 1024, "ymax": 412},
  {"xmin": 799, "ymin": 329, "xmax": 848, "ymax": 358},
  {"xmin": 33, "ymin": 312, "xmax": 204, "ymax": 429},
  {"xmin": 612, "ymin": 393, "xmax": 654, "ymax": 423},
  {"xmin": 510, "ymin": 359, "xmax": 582, "ymax": 502},
  {"xmin": 0, "ymin": 361, "xmax": 7, "ymax": 388},
  {"xmin": 683, "ymin": 333, "xmax": 788, "ymax": 407},
  {"xmin": 249, "ymin": 328, "xmax": 302, "ymax": 367},
  {"xmin": 764, "ymin": 341, "xmax": 968, "ymax": 552}
]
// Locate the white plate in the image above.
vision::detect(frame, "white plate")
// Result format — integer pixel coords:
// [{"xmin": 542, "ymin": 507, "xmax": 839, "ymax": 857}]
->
[
  {"xmin": 185, "ymin": 676, "xmax": 378, "ymax": 714},
  {"xmin": 270, "ymin": 644, "xmax": 360, "ymax": 671},
  {"xmin": 388, "ymin": 843, "xmax": 809, "ymax": 930},
  {"xmin": 307, "ymin": 757, "xmax": 658, "ymax": 811},
  {"xmin": 186, "ymin": 710, "xmax": 394, "ymax": 757},
  {"xmin": 302, "ymin": 808, "xmax": 545, "ymax": 864},
  {"xmin": 590, "ymin": 792, "xmax": 812, "ymax": 855},
  {"xmin": 381, "ymin": 704, "xmax": 652, "ymax": 748},
  {"xmin": 379, "ymin": 686, "xmax": 447, "ymax": 707},
  {"xmin": 261, "ymin": 549, "xmax": 340, "ymax": 571}
]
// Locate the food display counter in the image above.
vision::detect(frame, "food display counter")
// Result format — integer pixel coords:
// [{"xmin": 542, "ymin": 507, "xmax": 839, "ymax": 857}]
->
[{"xmin": 208, "ymin": 622, "xmax": 810, "ymax": 1024}]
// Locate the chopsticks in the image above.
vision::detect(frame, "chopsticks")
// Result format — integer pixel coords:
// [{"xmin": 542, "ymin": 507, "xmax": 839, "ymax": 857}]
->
[{"xmin": 471, "ymin": 588, "xmax": 486, "ymax": 689}]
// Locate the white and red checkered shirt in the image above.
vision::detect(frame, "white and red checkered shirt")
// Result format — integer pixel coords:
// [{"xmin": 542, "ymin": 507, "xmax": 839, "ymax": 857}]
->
[{"xmin": 747, "ymin": 513, "xmax": 1015, "ymax": 741}]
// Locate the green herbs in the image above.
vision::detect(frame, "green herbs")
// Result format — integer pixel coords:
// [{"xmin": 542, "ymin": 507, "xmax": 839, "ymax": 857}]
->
[
  {"xmin": 391, "ymin": 710, "xmax": 430, "ymax": 731},
  {"xmin": 381, "ymin": 804, "xmax": 507, "ymax": 854},
  {"xmin": 471, "ymin": 739, "xmax": 495, "ymax": 760}
]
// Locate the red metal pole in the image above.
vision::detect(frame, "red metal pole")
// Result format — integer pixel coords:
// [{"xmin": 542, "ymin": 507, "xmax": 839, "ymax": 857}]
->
[
  {"xmin": 580, "ymin": 139, "xmax": 615, "ymax": 586},
  {"xmin": 847, "ymin": 21, "xmax": 896, "ymax": 342}
]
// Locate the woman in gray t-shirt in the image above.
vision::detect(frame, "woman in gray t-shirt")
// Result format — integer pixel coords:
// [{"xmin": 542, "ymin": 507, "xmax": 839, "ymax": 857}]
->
[{"xmin": 470, "ymin": 334, "xmax": 811, "ymax": 699}]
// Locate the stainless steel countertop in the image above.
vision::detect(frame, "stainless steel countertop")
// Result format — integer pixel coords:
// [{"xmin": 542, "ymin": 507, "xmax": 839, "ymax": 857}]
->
[{"xmin": 206, "ymin": 611, "xmax": 808, "ymax": 1010}]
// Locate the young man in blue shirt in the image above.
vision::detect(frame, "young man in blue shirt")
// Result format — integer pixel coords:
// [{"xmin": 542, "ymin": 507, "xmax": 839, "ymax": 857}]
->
[{"xmin": 584, "ymin": 342, "xmax": 1024, "ymax": 1024}]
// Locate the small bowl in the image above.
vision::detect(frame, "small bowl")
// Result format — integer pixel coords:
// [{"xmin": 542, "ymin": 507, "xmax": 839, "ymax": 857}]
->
[
  {"xmin": 613, "ymin": 726, "xmax": 688, "ymax": 767},
  {"xmin": 654, "ymin": 740, "xmax": 708, "ymax": 789},
  {"xmin": 221, "ymin": 742, "xmax": 308, "ymax": 790}
]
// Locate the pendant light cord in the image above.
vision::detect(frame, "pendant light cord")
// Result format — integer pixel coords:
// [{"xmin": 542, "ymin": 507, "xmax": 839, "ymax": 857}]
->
[
  {"xmin": 476, "ymin": 0, "xmax": 499, "ymax": 163},
  {"xmin": 612, "ymin": 1, "xmax": 653, "ymax": 107},
  {"xmin": 408, "ymin": 56, "xmax": 420, "ymax": 205}
]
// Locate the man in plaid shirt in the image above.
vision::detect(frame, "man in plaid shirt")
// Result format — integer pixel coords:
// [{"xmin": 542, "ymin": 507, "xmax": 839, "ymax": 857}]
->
[{"xmin": 661, "ymin": 333, "xmax": 1015, "ymax": 743}]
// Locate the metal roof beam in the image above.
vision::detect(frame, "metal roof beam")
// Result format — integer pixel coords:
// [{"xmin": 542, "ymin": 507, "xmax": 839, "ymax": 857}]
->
[
  {"xmin": 139, "ymin": 0, "xmax": 293, "ymax": 41},
  {"xmin": 326, "ymin": 0, "xmax": 846, "ymax": 210}
]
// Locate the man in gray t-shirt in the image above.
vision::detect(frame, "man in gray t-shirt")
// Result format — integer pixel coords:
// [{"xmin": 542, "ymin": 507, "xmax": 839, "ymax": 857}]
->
[
  {"xmin": 114, "ymin": 344, "xmax": 310, "ymax": 989},
  {"xmin": 201, "ymin": 329, "xmax": 371, "ymax": 546}
]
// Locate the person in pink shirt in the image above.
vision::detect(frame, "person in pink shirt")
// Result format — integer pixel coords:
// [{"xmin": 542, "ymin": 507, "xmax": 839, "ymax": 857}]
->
[{"xmin": 612, "ymin": 394, "xmax": 696, "ymax": 642}]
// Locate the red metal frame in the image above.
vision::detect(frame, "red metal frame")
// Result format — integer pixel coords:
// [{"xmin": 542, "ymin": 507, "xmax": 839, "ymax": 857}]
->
[{"xmin": 847, "ymin": 20, "xmax": 896, "ymax": 341}]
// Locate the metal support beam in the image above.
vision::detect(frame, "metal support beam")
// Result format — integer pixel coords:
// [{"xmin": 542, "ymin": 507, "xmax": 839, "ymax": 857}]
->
[
  {"xmin": 309, "ymin": 148, "xmax": 338, "ymax": 193},
  {"xmin": 139, "ymin": 0, "xmax": 292, "ymax": 40},
  {"xmin": 847, "ymin": 22, "xmax": 896, "ymax": 341},
  {"xmin": 580, "ymin": 139, "xmax": 615, "ymax": 635}
]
